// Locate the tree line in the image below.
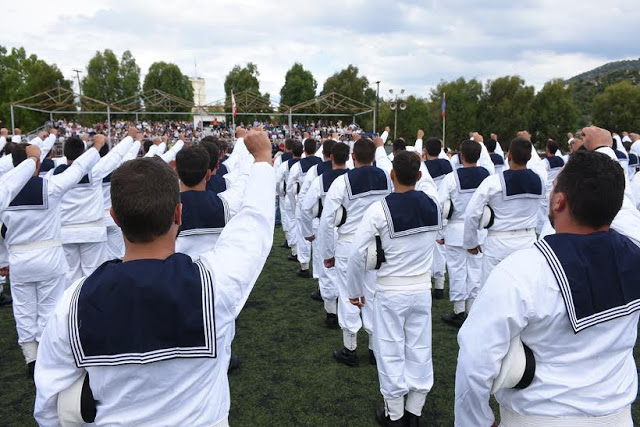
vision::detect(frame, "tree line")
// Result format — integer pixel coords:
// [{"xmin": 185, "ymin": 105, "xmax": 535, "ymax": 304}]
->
[{"xmin": 1, "ymin": 46, "xmax": 638, "ymax": 149}]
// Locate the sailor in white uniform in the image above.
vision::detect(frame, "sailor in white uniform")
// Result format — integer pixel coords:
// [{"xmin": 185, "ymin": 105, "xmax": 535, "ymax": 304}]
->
[
  {"xmin": 276, "ymin": 141, "xmax": 303, "ymax": 261},
  {"xmin": 319, "ymin": 137, "xmax": 392, "ymax": 367},
  {"xmin": 423, "ymin": 137, "xmax": 453, "ymax": 299},
  {"xmin": 438, "ymin": 140, "xmax": 490, "ymax": 327},
  {"xmin": 543, "ymin": 140, "xmax": 565, "ymax": 198},
  {"xmin": 0, "ymin": 128, "xmax": 7, "ymax": 153},
  {"xmin": 11, "ymin": 128, "xmax": 22, "ymax": 143},
  {"xmin": 34, "ymin": 130, "xmax": 275, "ymax": 427},
  {"xmin": 622, "ymin": 139, "xmax": 638, "ymax": 180},
  {"xmin": 455, "ymin": 150, "xmax": 640, "ymax": 427},
  {"xmin": 286, "ymin": 138, "xmax": 322, "ymax": 277},
  {"xmin": 175, "ymin": 145, "xmax": 247, "ymax": 259},
  {"xmin": 450, "ymin": 133, "xmax": 495, "ymax": 175},
  {"xmin": 0, "ymin": 139, "xmax": 102, "ymax": 376},
  {"xmin": 56, "ymin": 134, "xmax": 134, "ymax": 286},
  {"xmin": 274, "ymin": 139, "xmax": 295, "ymax": 247},
  {"xmin": 298, "ymin": 139, "xmax": 339, "ymax": 299},
  {"xmin": 300, "ymin": 142, "xmax": 350, "ymax": 328},
  {"xmin": 347, "ymin": 151, "xmax": 441, "ymax": 427},
  {"xmin": 101, "ymin": 127, "xmax": 141, "ymax": 260},
  {"xmin": 485, "ymin": 138, "xmax": 506, "ymax": 174},
  {"xmin": 464, "ymin": 137, "xmax": 546, "ymax": 288}
]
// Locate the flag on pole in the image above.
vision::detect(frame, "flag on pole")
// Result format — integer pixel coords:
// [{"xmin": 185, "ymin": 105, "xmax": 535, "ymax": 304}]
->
[
  {"xmin": 441, "ymin": 93, "xmax": 446, "ymax": 118},
  {"xmin": 231, "ymin": 91, "xmax": 237, "ymax": 117}
]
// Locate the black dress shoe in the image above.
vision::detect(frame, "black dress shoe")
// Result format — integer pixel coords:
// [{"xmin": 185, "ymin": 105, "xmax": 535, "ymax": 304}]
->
[
  {"xmin": 375, "ymin": 407, "xmax": 407, "ymax": 426},
  {"xmin": 310, "ymin": 288, "xmax": 323, "ymax": 301},
  {"xmin": 287, "ymin": 254, "xmax": 298, "ymax": 262},
  {"xmin": 280, "ymin": 241, "xmax": 290, "ymax": 249},
  {"xmin": 228, "ymin": 355, "xmax": 240, "ymax": 373},
  {"xmin": 325, "ymin": 313, "xmax": 339, "ymax": 329},
  {"xmin": 332, "ymin": 347, "xmax": 359, "ymax": 367},
  {"xmin": 297, "ymin": 269, "xmax": 310, "ymax": 278},
  {"xmin": 405, "ymin": 412, "xmax": 420, "ymax": 427},
  {"xmin": 0, "ymin": 293, "xmax": 12, "ymax": 306},
  {"xmin": 442, "ymin": 312, "xmax": 466, "ymax": 328},
  {"xmin": 27, "ymin": 361, "xmax": 35, "ymax": 380},
  {"xmin": 432, "ymin": 288, "xmax": 444, "ymax": 300},
  {"xmin": 369, "ymin": 349, "xmax": 376, "ymax": 365}
]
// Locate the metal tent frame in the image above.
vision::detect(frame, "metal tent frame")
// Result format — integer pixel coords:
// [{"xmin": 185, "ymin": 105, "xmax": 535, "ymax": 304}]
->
[{"xmin": 285, "ymin": 92, "xmax": 375, "ymax": 132}]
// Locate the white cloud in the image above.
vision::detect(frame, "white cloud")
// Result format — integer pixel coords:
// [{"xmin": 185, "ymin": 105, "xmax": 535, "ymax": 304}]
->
[{"xmin": 1, "ymin": 0, "xmax": 638, "ymax": 104}]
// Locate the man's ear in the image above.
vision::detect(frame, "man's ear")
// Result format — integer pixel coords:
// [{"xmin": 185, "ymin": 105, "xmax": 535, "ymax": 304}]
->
[
  {"xmin": 110, "ymin": 207, "xmax": 120, "ymax": 227},
  {"xmin": 175, "ymin": 203, "xmax": 182, "ymax": 226},
  {"xmin": 390, "ymin": 169, "xmax": 396, "ymax": 182},
  {"xmin": 417, "ymin": 170, "xmax": 422, "ymax": 181},
  {"xmin": 205, "ymin": 169, "xmax": 212, "ymax": 182},
  {"xmin": 351, "ymin": 153, "xmax": 356, "ymax": 162}
]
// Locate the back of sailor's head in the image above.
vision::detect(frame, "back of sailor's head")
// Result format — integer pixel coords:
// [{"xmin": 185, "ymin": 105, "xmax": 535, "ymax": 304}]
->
[
  {"xmin": 392, "ymin": 150, "xmax": 421, "ymax": 186},
  {"xmin": 291, "ymin": 141, "xmax": 304, "ymax": 157},
  {"xmin": 353, "ymin": 138, "xmax": 375, "ymax": 164},
  {"xmin": 459, "ymin": 139, "xmax": 481, "ymax": 164},
  {"xmin": 111, "ymin": 158, "xmax": 180, "ymax": 243},
  {"xmin": 176, "ymin": 146, "xmax": 210, "ymax": 187},
  {"xmin": 331, "ymin": 142, "xmax": 350, "ymax": 166},
  {"xmin": 425, "ymin": 137, "xmax": 442, "ymax": 157},
  {"xmin": 303, "ymin": 138, "xmax": 316, "ymax": 155},
  {"xmin": 200, "ymin": 139, "xmax": 220, "ymax": 171},
  {"xmin": 64, "ymin": 136, "xmax": 85, "ymax": 161},
  {"xmin": 322, "ymin": 139, "xmax": 337, "ymax": 158},
  {"xmin": 508, "ymin": 138, "xmax": 532, "ymax": 165}
]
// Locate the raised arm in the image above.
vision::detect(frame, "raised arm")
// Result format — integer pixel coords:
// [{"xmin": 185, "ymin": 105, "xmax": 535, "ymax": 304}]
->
[
  {"xmin": 123, "ymin": 140, "xmax": 142, "ymax": 162},
  {"xmin": 0, "ymin": 154, "xmax": 14, "ymax": 177},
  {"xmin": 160, "ymin": 139, "xmax": 184, "ymax": 164},
  {"xmin": 414, "ymin": 129, "xmax": 425, "ymax": 153},
  {"xmin": 40, "ymin": 130, "xmax": 58, "ymax": 161},
  {"xmin": 217, "ymin": 168, "xmax": 249, "ymax": 219},
  {"xmin": 374, "ymin": 136, "xmax": 392, "ymax": 174},
  {"xmin": 48, "ymin": 146, "xmax": 101, "ymax": 198},
  {"xmin": 200, "ymin": 131, "xmax": 275, "ymax": 319},
  {"xmin": 91, "ymin": 134, "xmax": 135, "ymax": 180}
]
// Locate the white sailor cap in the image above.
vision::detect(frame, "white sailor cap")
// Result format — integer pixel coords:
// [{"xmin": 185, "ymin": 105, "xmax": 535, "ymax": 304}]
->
[
  {"xmin": 442, "ymin": 199, "xmax": 453, "ymax": 220},
  {"xmin": 491, "ymin": 337, "xmax": 536, "ymax": 394},
  {"xmin": 479, "ymin": 205, "xmax": 495, "ymax": 229},
  {"xmin": 58, "ymin": 372, "xmax": 97, "ymax": 427},
  {"xmin": 334, "ymin": 206, "xmax": 347, "ymax": 227}
]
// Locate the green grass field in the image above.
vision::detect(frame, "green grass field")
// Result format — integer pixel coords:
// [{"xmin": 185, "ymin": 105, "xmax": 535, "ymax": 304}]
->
[{"xmin": 1, "ymin": 228, "xmax": 639, "ymax": 426}]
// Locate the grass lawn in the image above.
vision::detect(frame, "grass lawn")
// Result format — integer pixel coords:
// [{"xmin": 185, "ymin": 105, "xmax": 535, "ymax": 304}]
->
[{"xmin": 1, "ymin": 228, "xmax": 639, "ymax": 426}]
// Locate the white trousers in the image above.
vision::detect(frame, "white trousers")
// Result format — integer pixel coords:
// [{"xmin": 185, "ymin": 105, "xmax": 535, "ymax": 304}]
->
[
  {"xmin": 106, "ymin": 225, "xmax": 125, "ymax": 260},
  {"xmin": 335, "ymin": 239, "xmax": 375, "ymax": 347},
  {"xmin": 63, "ymin": 242, "xmax": 107, "ymax": 287},
  {"xmin": 279, "ymin": 200, "xmax": 291, "ymax": 241},
  {"xmin": 374, "ymin": 291, "xmax": 433, "ymax": 420},
  {"xmin": 431, "ymin": 241, "xmax": 446, "ymax": 281},
  {"xmin": 445, "ymin": 245, "xmax": 483, "ymax": 304},
  {"xmin": 11, "ymin": 274, "xmax": 66, "ymax": 361},
  {"xmin": 320, "ymin": 260, "xmax": 339, "ymax": 314}
]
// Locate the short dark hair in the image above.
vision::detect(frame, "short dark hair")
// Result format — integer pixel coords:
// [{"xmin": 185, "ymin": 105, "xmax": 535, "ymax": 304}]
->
[
  {"xmin": 284, "ymin": 138, "xmax": 296, "ymax": 151},
  {"xmin": 546, "ymin": 140, "xmax": 559, "ymax": 154},
  {"xmin": 99, "ymin": 143, "xmax": 110, "ymax": 158},
  {"xmin": 331, "ymin": 142, "xmax": 350, "ymax": 165},
  {"xmin": 425, "ymin": 137, "xmax": 442, "ymax": 157},
  {"xmin": 554, "ymin": 150, "xmax": 624, "ymax": 228},
  {"xmin": 201, "ymin": 135, "xmax": 219, "ymax": 146},
  {"xmin": 176, "ymin": 146, "xmax": 210, "ymax": 187},
  {"xmin": 322, "ymin": 139, "xmax": 337, "ymax": 157},
  {"xmin": 392, "ymin": 138, "xmax": 406, "ymax": 154},
  {"xmin": 353, "ymin": 138, "xmax": 376, "ymax": 164},
  {"xmin": 623, "ymin": 140, "xmax": 632, "ymax": 152},
  {"xmin": 485, "ymin": 138, "xmax": 497, "ymax": 153},
  {"xmin": 143, "ymin": 139, "xmax": 153, "ymax": 154},
  {"xmin": 304, "ymin": 138, "xmax": 316, "ymax": 155},
  {"xmin": 111, "ymin": 158, "xmax": 180, "ymax": 243},
  {"xmin": 291, "ymin": 141, "xmax": 304, "ymax": 157},
  {"xmin": 460, "ymin": 139, "xmax": 481, "ymax": 164},
  {"xmin": 11, "ymin": 143, "xmax": 28, "ymax": 167},
  {"xmin": 64, "ymin": 136, "xmax": 85, "ymax": 161},
  {"xmin": 200, "ymin": 140, "xmax": 220, "ymax": 171},
  {"xmin": 392, "ymin": 151, "xmax": 421, "ymax": 186},
  {"xmin": 509, "ymin": 137, "xmax": 532, "ymax": 165}
]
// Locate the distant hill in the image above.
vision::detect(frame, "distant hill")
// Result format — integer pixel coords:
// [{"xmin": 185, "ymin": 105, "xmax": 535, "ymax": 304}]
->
[
  {"xmin": 565, "ymin": 59, "xmax": 640, "ymax": 126},
  {"xmin": 566, "ymin": 58, "xmax": 640, "ymax": 84}
]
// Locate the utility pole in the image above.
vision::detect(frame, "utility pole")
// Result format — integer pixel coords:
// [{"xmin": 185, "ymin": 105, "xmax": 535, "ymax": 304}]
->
[
  {"xmin": 375, "ymin": 81, "xmax": 380, "ymax": 134},
  {"xmin": 72, "ymin": 69, "xmax": 83, "ymax": 95}
]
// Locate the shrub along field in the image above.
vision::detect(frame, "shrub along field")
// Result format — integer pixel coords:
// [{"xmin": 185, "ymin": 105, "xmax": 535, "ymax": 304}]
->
[{"xmin": 1, "ymin": 229, "xmax": 639, "ymax": 426}]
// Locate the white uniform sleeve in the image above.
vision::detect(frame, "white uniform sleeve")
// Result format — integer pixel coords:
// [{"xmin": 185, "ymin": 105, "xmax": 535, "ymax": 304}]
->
[
  {"xmin": 417, "ymin": 162, "xmax": 437, "ymax": 197},
  {"xmin": 414, "ymin": 138, "xmax": 423, "ymax": 153},
  {"xmin": 225, "ymin": 137, "xmax": 248, "ymax": 171},
  {"xmin": 0, "ymin": 154, "xmax": 14, "ymax": 177},
  {"xmin": 217, "ymin": 170, "xmax": 249, "ymax": 219},
  {"xmin": 318, "ymin": 178, "xmax": 347, "ymax": 260},
  {"xmin": 29, "ymin": 137, "xmax": 43, "ymax": 148},
  {"xmin": 455, "ymin": 263, "xmax": 533, "ymax": 427},
  {"xmin": 346, "ymin": 203, "xmax": 381, "ymax": 298},
  {"xmin": 275, "ymin": 162, "xmax": 288, "ymax": 197},
  {"xmin": 478, "ymin": 144, "xmax": 495, "ymax": 175},
  {"xmin": 380, "ymin": 131, "xmax": 389, "ymax": 144},
  {"xmin": 375, "ymin": 146, "xmax": 393, "ymax": 174},
  {"xmin": 40, "ymin": 135, "xmax": 57, "ymax": 161},
  {"xmin": 91, "ymin": 137, "xmax": 134, "ymax": 181},
  {"xmin": 286, "ymin": 163, "xmax": 302, "ymax": 210},
  {"xmin": 0, "ymin": 136, "xmax": 6, "ymax": 153},
  {"xmin": 199, "ymin": 162, "xmax": 275, "ymax": 318},
  {"xmin": 297, "ymin": 167, "xmax": 316, "ymax": 213},
  {"xmin": 463, "ymin": 179, "xmax": 497, "ymax": 249},
  {"xmin": 300, "ymin": 178, "xmax": 322, "ymax": 239},
  {"xmin": 155, "ymin": 142, "xmax": 167, "ymax": 156},
  {"xmin": 144, "ymin": 144, "xmax": 158, "ymax": 158},
  {"xmin": 123, "ymin": 140, "xmax": 141, "ymax": 162},
  {"xmin": 48, "ymin": 148, "xmax": 100, "ymax": 198},
  {"xmin": 0, "ymin": 158, "xmax": 37, "ymax": 212},
  {"xmin": 160, "ymin": 140, "xmax": 184, "ymax": 164},
  {"xmin": 34, "ymin": 279, "xmax": 86, "ymax": 426}
]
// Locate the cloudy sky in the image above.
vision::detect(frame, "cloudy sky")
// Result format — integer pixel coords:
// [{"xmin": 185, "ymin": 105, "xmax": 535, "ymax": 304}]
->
[{"xmin": 2, "ymin": 0, "xmax": 639, "ymax": 104}]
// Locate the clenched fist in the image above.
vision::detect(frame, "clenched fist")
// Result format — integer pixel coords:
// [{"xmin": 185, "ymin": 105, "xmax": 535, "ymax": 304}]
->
[
  {"xmin": 93, "ymin": 134, "xmax": 106, "ymax": 151},
  {"xmin": 244, "ymin": 130, "xmax": 272, "ymax": 163}
]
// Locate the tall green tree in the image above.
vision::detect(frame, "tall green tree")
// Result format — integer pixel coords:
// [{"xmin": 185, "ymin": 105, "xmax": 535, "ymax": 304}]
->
[
  {"xmin": 321, "ymin": 65, "xmax": 375, "ymax": 104},
  {"xmin": 530, "ymin": 79, "xmax": 579, "ymax": 150},
  {"xmin": 426, "ymin": 78, "xmax": 483, "ymax": 149},
  {"xmin": 479, "ymin": 76, "xmax": 535, "ymax": 146},
  {"xmin": 0, "ymin": 46, "xmax": 71, "ymax": 130},
  {"xmin": 120, "ymin": 50, "xmax": 140, "ymax": 99},
  {"xmin": 279, "ymin": 63, "xmax": 316, "ymax": 108},
  {"xmin": 143, "ymin": 62, "xmax": 194, "ymax": 119},
  {"xmin": 592, "ymin": 80, "xmax": 640, "ymax": 133},
  {"xmin": 82, "ymin": 49, "xmax": 122, "ymax": 104},
  {"xmin": 224, "ymin": 63, "xmax": 260, "ymax": 99}
]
